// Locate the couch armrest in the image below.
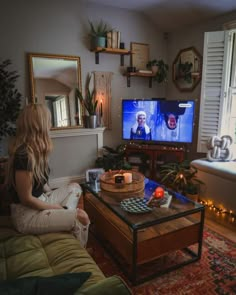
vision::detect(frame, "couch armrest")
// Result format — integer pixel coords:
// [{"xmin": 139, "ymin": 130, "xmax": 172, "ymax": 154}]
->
[{"xmin": 75, "ymin": 275, "xmax": 132, "ymax": 295}]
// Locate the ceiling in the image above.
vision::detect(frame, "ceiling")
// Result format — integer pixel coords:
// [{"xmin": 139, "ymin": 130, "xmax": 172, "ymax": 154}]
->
[{"xmin": 87, "ymin": 0, "xmax": 236, "ymax": 31}]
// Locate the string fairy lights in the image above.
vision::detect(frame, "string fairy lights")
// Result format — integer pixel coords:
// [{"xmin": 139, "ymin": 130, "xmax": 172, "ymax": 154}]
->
[{"xmin": 199, "ymin": 199, "xmax": 235, "ymax": 223}]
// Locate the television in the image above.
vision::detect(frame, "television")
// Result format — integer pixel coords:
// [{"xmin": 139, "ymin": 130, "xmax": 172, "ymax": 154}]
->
[{"xmin": 122, "ymin": 99, "xmax": 195, "ymax": 144}]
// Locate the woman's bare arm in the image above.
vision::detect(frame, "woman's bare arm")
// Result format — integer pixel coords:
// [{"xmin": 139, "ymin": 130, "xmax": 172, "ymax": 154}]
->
[{"xmin": 15, "ymin": 170, "xmax": 63, "ymax": 210}]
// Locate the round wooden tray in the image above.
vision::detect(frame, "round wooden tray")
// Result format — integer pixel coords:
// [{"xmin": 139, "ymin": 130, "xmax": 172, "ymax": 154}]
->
[{"xmin": 100, "ymin": 170, "xmax": 145, "ymax": 193}]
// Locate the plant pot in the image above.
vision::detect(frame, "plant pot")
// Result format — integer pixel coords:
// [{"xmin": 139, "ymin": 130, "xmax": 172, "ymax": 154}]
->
[
  {"xmin": 83, "ymin": 115, "xmax": 90, "ymax": 128},
  {"xmin": 151, "ymin": 65, "xmax": 158, "ymax": 74},
  {"xmin": 91, "ymin": 36, "xmax": 106, "ymax": 49},
  {"xmin": 89, "ymin": 115, "xmax": 97, "ymax": 129}
]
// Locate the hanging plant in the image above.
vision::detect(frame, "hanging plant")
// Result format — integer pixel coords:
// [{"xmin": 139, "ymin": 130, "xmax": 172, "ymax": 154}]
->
[{"xmin": 147, "ymin": 59, "xmax": 169, "ymax": 83}]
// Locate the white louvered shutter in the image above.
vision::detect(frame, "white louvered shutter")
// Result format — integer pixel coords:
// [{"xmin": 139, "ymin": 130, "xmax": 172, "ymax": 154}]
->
[{"xmin": 197, "ymin": 31, "xmax": 233, "ymax": 153}]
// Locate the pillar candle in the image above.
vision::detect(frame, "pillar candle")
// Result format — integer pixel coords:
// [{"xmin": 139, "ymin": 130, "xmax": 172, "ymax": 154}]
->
[
  {"xmin": 123, "ymin": 172, "xmax": 132, "ymax": 184},
  {"xmin": 100, "ymin": 100, "xmax": 103, "ymax": 117}
]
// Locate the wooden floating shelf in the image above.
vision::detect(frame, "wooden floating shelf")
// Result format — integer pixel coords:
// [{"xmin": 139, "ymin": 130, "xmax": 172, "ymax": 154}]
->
[
  {"xmin": 91, "ymin": 47, "xmax": 132, "ymax": 65},
  {"xmin": 124, "ymin": 72, "xmax": 156, "ymax": 88},
  {"xmin": 125, "ymin": 72, "xmax": 155, "ymax": 77}
]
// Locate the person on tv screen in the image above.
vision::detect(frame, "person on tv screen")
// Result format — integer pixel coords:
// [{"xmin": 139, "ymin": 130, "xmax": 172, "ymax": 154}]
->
[
  {"xmin": 130, "ymin": 111, "xmax": 152, "ymax": 140},
  {"xmin": 164, "ymin": 113, "xmax": 179, "ymax": 130}
]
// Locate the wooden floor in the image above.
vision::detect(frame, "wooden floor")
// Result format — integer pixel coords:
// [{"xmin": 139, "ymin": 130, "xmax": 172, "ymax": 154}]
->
[{"xmin": 204, "ymin": 215, "xmax": 236, "ymax": 243}]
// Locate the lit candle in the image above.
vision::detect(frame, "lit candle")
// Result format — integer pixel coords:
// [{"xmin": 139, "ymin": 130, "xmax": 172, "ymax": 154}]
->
[
  {"xmin": 123, "ymin": 172, "xmax": 132, "ymax": 184},
  {"xmin": 154, "ymin": 187, "xmax": 164, "ymax": 198}
]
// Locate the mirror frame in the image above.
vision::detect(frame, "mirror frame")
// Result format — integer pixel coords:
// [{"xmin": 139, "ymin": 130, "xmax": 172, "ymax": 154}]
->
[
  {"xmin": 172, "ymin": 47, "xmax": 202, "ymax": 92},
  {"xmin": 28, "ymin": 52, "xmax": 83, "ymax": 129}
]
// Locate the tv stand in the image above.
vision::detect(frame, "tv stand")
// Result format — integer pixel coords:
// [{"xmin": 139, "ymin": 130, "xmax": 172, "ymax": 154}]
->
[{"xmin": 125, "ymin": 142, "xmax": 185, "ymax": 181}]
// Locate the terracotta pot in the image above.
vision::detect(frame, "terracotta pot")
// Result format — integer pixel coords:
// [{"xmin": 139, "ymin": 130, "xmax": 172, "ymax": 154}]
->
[{"xmin": 151, "ymin": 65, "xmax": 158, "ymax": 74}]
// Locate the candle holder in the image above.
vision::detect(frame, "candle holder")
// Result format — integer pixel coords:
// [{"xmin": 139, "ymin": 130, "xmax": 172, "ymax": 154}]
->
[{"xmin": 100, "ymin": 170, "xmax": 144, "ymax": 193}]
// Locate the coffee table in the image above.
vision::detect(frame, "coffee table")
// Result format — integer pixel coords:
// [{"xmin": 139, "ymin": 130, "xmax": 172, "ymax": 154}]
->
[{"xmin": 82, "ymin": 179, "xmax": 205, "ymax": 285}]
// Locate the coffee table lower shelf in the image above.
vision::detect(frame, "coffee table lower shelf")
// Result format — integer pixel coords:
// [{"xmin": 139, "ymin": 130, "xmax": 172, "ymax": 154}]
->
[{"xmin": 84, "ymin": 193, "xmax": 205, "ymax": 285}]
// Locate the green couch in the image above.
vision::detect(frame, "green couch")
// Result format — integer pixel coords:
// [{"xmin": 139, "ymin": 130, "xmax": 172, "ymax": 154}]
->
[{"xmin": 0, "ymin": 216, "xmax": 131, "ymax": 294}]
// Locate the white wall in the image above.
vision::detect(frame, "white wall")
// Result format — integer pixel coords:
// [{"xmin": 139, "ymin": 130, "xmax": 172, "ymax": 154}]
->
[
  {"xmin": 0, "ymin": 0, "xmax": 167, "ymax": 180},
  {"xmin": 166, "ymin": 10, "xmax": 236, "ymax": 159}
]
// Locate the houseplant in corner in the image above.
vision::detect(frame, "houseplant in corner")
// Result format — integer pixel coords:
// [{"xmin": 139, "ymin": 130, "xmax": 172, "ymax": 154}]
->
[
  {"xmin": 159, "ymin": 160, "xmax": 204, "ymax": 202},
  {"xmin": 0, "ymin": 59, "xmax": 22, "ymax": 214},
  {"xmin": 146, "ymin": 59, "xmax": 169, "ymax": 83},
  {"xmin": 0, "ymin": 59, "xmax": 22, "ymax": 183},
  {"xmin": 75, "ymin": 73, "xmax": 98, "ymax": 128},
  {"xmin": 88, "ymin": 19, "xmax": 111, "ymax": 49}
]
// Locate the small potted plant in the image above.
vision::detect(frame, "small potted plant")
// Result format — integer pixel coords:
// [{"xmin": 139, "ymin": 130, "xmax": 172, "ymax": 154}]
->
[
  {"xmin": 159, "ymin": 160, "xmax": 204, "ymax": 201},
  {"xmin": 146, "ymin": 59, "xmax": 169, "ymax": 83},
  {"xmin": 146, "ymin": 59, "xmax": 159, "ymax": 74},
  {"xmin": 88, "ymin": 19, "xmax": 111, "ymax": 49},
  {"xmin": 75, "ymin": 73, "xmax": 98, "ymax": 128},
  {"xmin": 95, "ymin": 144, "xmax": 131, "ymax": 171}
]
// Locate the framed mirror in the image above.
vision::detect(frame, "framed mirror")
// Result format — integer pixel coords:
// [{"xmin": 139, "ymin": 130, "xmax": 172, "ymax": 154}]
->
[
  {"xmin": 28, "ymin": 53, "xmax": 83, "ymax": 129},
  {"xmin": 172, "ymin": 47, "xmax": 202, "ymax": 92}
]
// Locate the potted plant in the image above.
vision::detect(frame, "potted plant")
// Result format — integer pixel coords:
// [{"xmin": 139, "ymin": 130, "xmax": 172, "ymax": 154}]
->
[
  {"xmin": 146, "ymin": 59, "xmax": 169, "ymax": 83},
  {"xmin": 75, "ymin": 73, "xmax": 98, "ymax": 128},
  {"xmin": 0, "ymin": 59, "xmax": 22, "ymax": 184},
  {"xmin": 146, "ymin": 59, "xmax": 159, "ymax": 74},
  {"xmin": 88, "ymin": 19, "xmax": 111, "ymax": 49},
  {"xmin": 95, "ymin": 144, "xmax": 131, "ymax": 171},
  {"xmin": 159, "ymin": 160, "xmax": 204, "ymax": 201}
]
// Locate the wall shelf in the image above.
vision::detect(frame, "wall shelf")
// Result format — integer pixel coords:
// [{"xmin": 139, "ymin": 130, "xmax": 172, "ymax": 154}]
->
[
  {"xmin": 124, "ymin": 72, "xmax": 155, "ymax": 88},
  {"xmin": 91, "ymin": 47, "xmax": 132, "ymax": 65}
]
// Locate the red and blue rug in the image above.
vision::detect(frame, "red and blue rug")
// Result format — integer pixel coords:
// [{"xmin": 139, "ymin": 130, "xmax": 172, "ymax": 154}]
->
[{"xmin": 87, "ymin": 227, "xmax": 236, "ymax": 294}]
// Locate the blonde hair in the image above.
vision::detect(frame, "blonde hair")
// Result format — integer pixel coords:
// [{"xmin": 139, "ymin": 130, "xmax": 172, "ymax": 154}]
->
[
  {"xmin": 7, "ymin": 103, "xmax": 53, "ymax": 188},
  {"xmin": 136, "ymin": 111, "xmax": 146, "ymax": 120}
]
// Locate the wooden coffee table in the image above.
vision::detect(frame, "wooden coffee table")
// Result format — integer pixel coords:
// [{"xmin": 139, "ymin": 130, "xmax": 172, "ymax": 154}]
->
[{"xmin": 82, "ymin": 180, "xmax": 205, "ymax": 285}]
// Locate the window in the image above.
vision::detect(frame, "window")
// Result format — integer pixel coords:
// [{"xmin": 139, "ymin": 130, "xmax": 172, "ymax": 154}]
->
[{"xmin": 197, "ymin": 30, "xmax": 236, "ymax": 155}]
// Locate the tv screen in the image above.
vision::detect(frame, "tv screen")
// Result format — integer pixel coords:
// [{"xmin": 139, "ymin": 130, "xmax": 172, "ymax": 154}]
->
[{"xmin": 122, "ymin": 99, "xmax": 195, "ymax": 144}]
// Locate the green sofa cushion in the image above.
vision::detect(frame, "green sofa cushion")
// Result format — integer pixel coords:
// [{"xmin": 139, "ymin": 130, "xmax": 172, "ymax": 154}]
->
[
  {"xmin": 0, "ymin": 272, "xmax": 91, "ymax": 295},
  {"xmin": 0, "ymin": 229, "xmax": 104, "ymax": 290}
]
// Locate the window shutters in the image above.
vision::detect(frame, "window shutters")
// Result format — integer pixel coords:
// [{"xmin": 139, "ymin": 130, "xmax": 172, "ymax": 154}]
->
[{"xmin": 197, "ymin": 31, "xmax": 232, "ymax": 153}]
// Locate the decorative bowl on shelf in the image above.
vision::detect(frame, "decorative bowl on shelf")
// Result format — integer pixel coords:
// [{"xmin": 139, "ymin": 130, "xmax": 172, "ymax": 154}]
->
[{"xmin": 100, "ymin": 170, "xmax": 145, "ymax": 193}]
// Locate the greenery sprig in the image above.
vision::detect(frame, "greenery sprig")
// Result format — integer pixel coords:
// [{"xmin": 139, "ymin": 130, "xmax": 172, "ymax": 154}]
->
[
  {"xmin": 88, "ymin": 19, "xmax": 111, "ymax": 38},
  {"xmin": 75, "ymin": 73, "xmax": 98, "ymax": 116}
]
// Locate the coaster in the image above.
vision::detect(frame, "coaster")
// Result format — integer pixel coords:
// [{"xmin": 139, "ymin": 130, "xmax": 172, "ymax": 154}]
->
[{"xmin": 120, "ymin": 197, "xmax": 152, "ymax": 214}]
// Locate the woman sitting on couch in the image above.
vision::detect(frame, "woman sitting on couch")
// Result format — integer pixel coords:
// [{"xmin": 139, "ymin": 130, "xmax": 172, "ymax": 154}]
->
[{"xmin": 6, "ymin": 103, "xmax": 90, "ymax": 247}]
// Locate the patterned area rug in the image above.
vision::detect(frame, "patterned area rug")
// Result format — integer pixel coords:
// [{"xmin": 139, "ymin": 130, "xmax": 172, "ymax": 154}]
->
[{"xmin": 87, "ymin": 227, "xmax": 236, "ymax": 295}]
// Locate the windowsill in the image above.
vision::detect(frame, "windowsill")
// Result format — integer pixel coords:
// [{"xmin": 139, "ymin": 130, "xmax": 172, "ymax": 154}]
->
[{"xmin": 191, "ymin": 158, "xmax": 236, "ymax": 182}]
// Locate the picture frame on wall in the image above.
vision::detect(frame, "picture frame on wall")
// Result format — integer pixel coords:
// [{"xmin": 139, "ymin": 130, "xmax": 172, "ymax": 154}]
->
[
  {"xmin": 131, "ymin": 42, "xmax": 149, "ymax": 70},
  {"xmin": 85, "ymin": 168, "xmax": 105, "ymax": 192}
]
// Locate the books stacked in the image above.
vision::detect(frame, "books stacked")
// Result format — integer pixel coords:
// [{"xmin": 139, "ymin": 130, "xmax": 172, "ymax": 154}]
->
[
  {"xmin": 107, "ymin": 31, "xmax": 121, "ymax": 49},
  {"xmin": 137, "ymin": 70, "xmax": 152, "ymax": 74}
]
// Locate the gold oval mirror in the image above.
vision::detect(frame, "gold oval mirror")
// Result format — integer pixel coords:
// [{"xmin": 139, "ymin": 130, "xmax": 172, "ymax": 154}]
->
[
  {"xmin": 172, "ymin": 47, "xmax": 202, "ymax": 92},
  {"xmin": 28, "ymin": 53, "xmax": 83, "ymax": 129}
]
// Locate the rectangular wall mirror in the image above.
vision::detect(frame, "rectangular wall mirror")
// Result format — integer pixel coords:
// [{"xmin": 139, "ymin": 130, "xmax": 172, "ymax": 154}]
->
[{"xmin": 28, "ymin": 53, "xmax": 83, "ymax": 129}]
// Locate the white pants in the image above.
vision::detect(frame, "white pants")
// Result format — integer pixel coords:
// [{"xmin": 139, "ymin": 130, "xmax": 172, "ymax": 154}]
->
[{"xmin": 10, "ymin": 183, "xmax": 89, "ymax": 248}]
